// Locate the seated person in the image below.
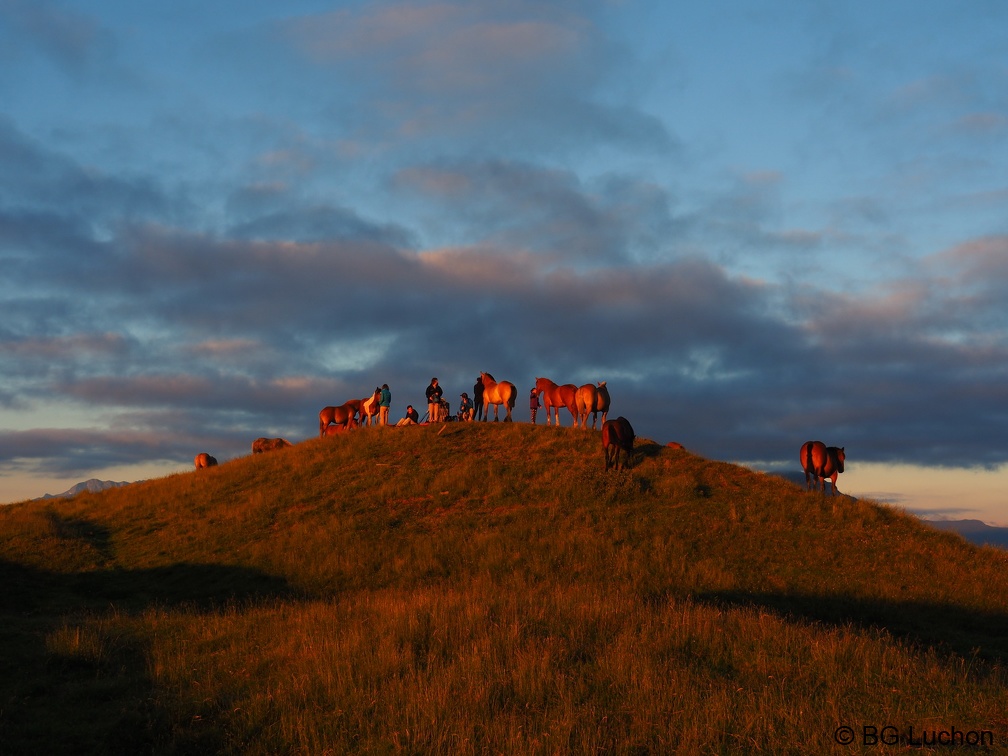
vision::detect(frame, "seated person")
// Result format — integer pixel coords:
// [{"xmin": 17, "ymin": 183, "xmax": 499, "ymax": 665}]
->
[
  {"xmin": 395, "ymin": 404, "xmax": 420, "ymax": 426},
  {"xmin": 458, "ymin": 392, "xmax": 474, "ymax": 421}
]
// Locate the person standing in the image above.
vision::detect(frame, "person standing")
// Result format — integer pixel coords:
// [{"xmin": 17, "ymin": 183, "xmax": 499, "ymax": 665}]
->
[
  {"xmin": 473, "ymin": 375, "xmax": 484, "ymax": 421},
  {"xmin": 530, "ymin": 387, "xmax": 541, "ymax": 424},
  {"xmin": 379, "ymin": 383, "xmax": 392, "ymax": 426},
  {"xmin": 425, "ymin": 377, "xmax": 443, "ymax": 422}
]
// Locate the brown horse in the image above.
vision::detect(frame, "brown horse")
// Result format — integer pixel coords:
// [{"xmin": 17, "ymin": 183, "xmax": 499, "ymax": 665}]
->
[
  {"xmin": 319, "ymin": 403, "xmax": 359, "ymax": 437},
  {"xmin": 602, "ymin": 416, "xmax": 635, "ymax": 471},
  {"xmin": 575, "ymin": 384, "xmax": 597, "ymax": 429},
  {"xmin": 194, "ymin": 452, "xmax": 217, "ymax": 469},
  {"xmin": 800, "ymin": 440, "xmax": 846, "ymax": 495},
  {"xmin": 594, "ymin": 381, "xmax": 611, "ymax": 428},
  {"xmin": 480, "ymin": 371, "xmax": 517, "ymax": 421},
  {"xmin": 359, "ymin": 387, "xmax": 382, "ymax": 427},
  {"xmin": 535, "ymin": 377, "xmax": 578, "ymax": 426},
  {"xmin": 252, "ymin": 437, "xmax": 292, "ymax": 454},
  {"xmin": 575, "ymin": 380, "xmax": 611, "ymax": 429}
]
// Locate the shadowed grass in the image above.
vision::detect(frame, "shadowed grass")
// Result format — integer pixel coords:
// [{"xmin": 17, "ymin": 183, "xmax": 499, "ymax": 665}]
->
[{"xmin": 2, "ymin": 421, "xmax": 1007, "ymax": 753}]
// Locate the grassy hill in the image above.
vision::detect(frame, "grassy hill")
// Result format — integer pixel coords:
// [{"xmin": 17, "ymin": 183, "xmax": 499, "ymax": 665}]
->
[{"xmin": 2, "ymin": 422, "xmax": 1007, "ymax": 754}]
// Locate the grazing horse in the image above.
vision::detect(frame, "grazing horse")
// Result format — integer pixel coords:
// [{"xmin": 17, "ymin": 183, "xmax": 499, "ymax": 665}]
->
[
  {"xmin": 319, "ymin": 403, "xmax": 359, "ymax": 437},
  {"xmin": 252, "ymin": 437, "xmax": 292, "ymax": 454},
  {"xmin": 602, "ymin": 416, "xmax": 635, "ymax": 471},
  {"xmin": 535, "ymin": 377, "xmax": 578, "ymax": 427},
  {"xmin": 359, "ymin": 387, "xmax": 382, "ymax": 427},
  {"xmin": 594, "ymin": 382, "xmax": 611, "ymax": 428},
  {"xmin": 194, "ymin": 452, "xmax": 217, "ymax": 469},
  {"xmin": 575, "ymin": 384, "xmax": 597, "ymax": 429},
  {"xmin": 479, "ymin": 371, "xmax": 517, "ymax": 421},
  {"xmin": 800, "ymin": 440, "xmax": 846, "ymax": 495}
]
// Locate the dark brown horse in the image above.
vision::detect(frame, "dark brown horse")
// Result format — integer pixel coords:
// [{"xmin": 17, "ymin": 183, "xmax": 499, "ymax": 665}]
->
[
  {"xmin": 319, "ymin": 403, "xmax": 359, "ymax": 437},
  {"xmin": 194, "ymin": 452, "xmax": 217, "ymax": 469},
  {"xmin": 480, "ymin": 371, "xmax": 517, "ymax": 421},
  {"xmin": 535, "ymin": 377, "xmax": 578, "ymax": 427},
  {"xmin": 800, "ymin": 440, "xmax": 846, "ymax": 494},
  {"xmin": 602, "ymin": 416, "xmax": 635, "ymax": 471},
  {"xmin": 594, "ymin": 381, "xmax": 611, "ymax": 428},
  {"xmin": 252, "ymin": 437, "xmax": 292, "ymax": 454}
]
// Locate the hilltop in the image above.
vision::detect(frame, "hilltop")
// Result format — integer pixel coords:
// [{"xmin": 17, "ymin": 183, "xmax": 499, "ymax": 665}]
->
[{"xmin": 1, "ymin": 422, "xmax": 1007, "ymax": 754}]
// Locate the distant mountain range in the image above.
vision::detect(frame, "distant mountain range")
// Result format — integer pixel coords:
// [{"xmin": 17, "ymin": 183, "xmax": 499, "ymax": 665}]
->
[
  {"xmin": 924, "ymin": 519, "xmax": 1008, "ymax": 549},
  {"xmin": 38, "ymin": 478, "xmax": 132, "ymax": 500}
]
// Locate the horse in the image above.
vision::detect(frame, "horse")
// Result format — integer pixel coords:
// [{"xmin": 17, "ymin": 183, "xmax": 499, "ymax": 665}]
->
[
  {"xmin": 319, "ymin": 403, "xmax": 359, "ymax": 437},
  {"xmin": 535, "ymin": 377, "xmax": 578, "ymax": 426},
  {"xmin": 252, "ymin": 437, "xmax": 292, "ymax": 454},
  {"xmin": 194, "ymin": 452, "xmax": 217, "ymax": 469},
  {"xmin": 575, "ymin": 384, "xmax": 597, "ymax": 429},
  {"xmin": 594, "ymin": 381, "xmax": 611, "ymax": 428},
  {"xmin": 479, "ymin": 371, "xmax": 517, "ymax": 421},
  {"xmin": 359, "ymin": 387, "xmax": 382, "ymax": 427},
  {"xmin": 602, "ymin": 416, "xmax": 635, "ymax": 471},
  {"xmin": 800, "ymin": 440, "xmax": 846, "ymax": 495}
]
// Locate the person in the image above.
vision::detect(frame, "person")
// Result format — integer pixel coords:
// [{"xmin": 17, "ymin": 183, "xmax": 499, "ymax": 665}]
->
[
  {"xmin": 379, "ymin": 383, "xmax": 392, "ymax": 426},
  {"xmin": 425, "ymin": 377, "xmax": 444, "ymax": 422},
  {"xmin": 473, "ymin": 375, "xmax": 484, "ymax": 421},
  {"xmin": 530, "ymin": 387, "xmax": 541, "ymax": 424},
  {"xmin": 396, "ymin": 404, "xmax": 419, "ymax": 426},
  {"xmin": 459, "ymin": 392, "xmax": 474, "ymax": 422}
]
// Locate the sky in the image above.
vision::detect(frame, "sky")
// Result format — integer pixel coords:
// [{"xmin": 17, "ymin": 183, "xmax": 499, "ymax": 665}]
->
[{"xmin": 1, "ymin": 1, "xmax": 1006, "ymax": 522}]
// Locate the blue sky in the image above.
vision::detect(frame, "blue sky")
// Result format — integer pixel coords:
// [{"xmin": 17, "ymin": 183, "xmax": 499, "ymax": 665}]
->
[{"xmin": 1, "ymin": 0, "xmax": 1006, "ymax": 522}]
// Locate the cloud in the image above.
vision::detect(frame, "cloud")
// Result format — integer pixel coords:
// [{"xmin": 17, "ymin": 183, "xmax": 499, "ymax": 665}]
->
[{"xmin": 279, "ymin": 1, "xmax": 674, "ymax": 156}]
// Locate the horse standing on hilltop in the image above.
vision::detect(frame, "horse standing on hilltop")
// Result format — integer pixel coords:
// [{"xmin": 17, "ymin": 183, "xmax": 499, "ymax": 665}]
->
[
  {"xmin": 479, "ymin": 371, "xmax": 517, "ymax": 421},
  {"xmin": 575, "ymin": 381, "xmax": 611, "ymax": 429},
  {"xmin": 800, "ymin": 440, "xmax": 846, "ymax": 495},
  {"xmin": 194, "ymin": 452, "xmax": 218, "ymax": 469},
  {"xmin": 594, "ymin": 382, "xmax": 611, "ymax": 428},
  {"xmin": 602, "ymin": 416, "xmax": 635, "ymax": 471},
  {"xmin": 575, "ymin": 384, "xmax": 597, "ymax": 429},
  {"xmin": 359, "ymin": 387, "xmax": 382, "ymax": 426},
  {"xmin": 535, "ymin": 377, "xmax": 578, "ymax": 427},
  {"xmin": 319, "ymin": 403, "xmax": 359, "ymax": 437}
]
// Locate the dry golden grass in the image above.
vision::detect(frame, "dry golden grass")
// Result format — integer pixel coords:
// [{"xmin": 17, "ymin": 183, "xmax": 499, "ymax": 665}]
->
[{"xmin": 2, "ymin": 421, "xmax": 1007, "ymax": 753}]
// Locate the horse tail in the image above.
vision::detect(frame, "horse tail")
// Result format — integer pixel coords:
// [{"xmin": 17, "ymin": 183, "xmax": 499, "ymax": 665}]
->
[{"xmin": 804, "ymin": 442, "xmax": 813, "ymax": 475}]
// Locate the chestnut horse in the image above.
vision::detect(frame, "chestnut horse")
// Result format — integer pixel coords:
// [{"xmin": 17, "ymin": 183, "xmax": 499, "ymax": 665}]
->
[
  {"xmin": 535, "ymin": 377, "xmax": 578, "ymax": 427},
  {"xmin": 319, "ymin": 403, "xmax": 359, "ymax": 437},
  {"xmin": 194, "ymin": 452, "xmax": 217, "ymax": 469},
  {"xmin": 800, "ymin": 440, "xmax": 846, "ymax": 495},
  {"xmin": 575, "ymin": 383, "xmax": 597, "ymax": 429},
  {"xmin": 575, "ymin": 381, "xmax": 611, "ymax": 429},
  {"xmin": 480, "ymin": 371, "xmax": 517, "ymax": 421},
  {"xmin": 602, "ymin": 416, "xmax": 635, "ymax": 471}
]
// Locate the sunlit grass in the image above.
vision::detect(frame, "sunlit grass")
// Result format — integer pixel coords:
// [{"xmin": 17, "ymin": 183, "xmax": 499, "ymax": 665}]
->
[{"xmin": 2, "ymin": 421, "xmax": 1008, "ymax": 753}]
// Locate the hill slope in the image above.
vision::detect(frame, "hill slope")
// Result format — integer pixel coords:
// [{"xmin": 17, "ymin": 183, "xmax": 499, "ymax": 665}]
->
[{"xmin": 2, "ymin": 422, "xmax": 1007, "ymax": 753}]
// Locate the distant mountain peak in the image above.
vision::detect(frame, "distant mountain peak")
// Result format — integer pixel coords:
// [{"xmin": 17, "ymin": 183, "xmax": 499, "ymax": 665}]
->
[{"xmin": 39, "ymin": 479, "xmax": 132, "ymax": 500}]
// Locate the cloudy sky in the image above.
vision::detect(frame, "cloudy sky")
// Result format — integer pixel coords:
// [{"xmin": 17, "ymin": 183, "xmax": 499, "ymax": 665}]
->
[{"xmin": 1, "ymin": 1, "xmax": 1006, "ymax": 521}]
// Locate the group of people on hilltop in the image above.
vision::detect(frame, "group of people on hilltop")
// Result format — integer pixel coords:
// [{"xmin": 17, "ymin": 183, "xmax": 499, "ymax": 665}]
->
[{"xmin": 373, "ymin": 374, "xmax": 545, "ymax": 427}]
